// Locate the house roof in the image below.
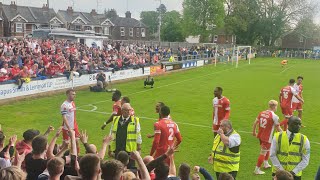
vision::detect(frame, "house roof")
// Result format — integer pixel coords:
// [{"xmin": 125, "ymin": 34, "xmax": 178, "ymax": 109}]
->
[
  {"xmin": 110, "ymin": 16, "xmax": 147, "ymax": 28},
  {"xmin": 57, "ymin": 10, "xmax": 101, "ymax": 25},
  {"xmin": 58, "ymin": 10, "xmax": 147, "ymax": 28},
  {"xmin": 2, "ymin": 4, "xmax": 58, "ymax": 23}
]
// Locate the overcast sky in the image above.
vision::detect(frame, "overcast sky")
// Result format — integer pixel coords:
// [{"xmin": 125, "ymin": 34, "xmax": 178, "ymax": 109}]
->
[
  {"xmin": 3, "ymin": 0, "xmax": 320, "ymax": 23},
  {"xmin": 4, "ymin": 0, "xmax": 183, "ymax": 19}
]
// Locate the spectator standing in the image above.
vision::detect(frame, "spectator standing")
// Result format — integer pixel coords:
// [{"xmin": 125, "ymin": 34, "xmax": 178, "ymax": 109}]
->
[
  {"xmin": 209, "ymin": 120, "xmax": 241, "ymax": 179},
  {"xmin": 108, "ymin": 103, "xmax": 142, "ymax": 169},
  {"xmin": 15, "ymin": 129, "xmax": 40, "ymax": 170},
  {"xmin": 270, "ymin": 116, "xmax": 310, "ymax": 180}
]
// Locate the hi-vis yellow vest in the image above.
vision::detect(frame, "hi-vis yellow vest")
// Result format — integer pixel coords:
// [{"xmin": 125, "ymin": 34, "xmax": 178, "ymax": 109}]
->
[
  {"xmin": 212, "ymin": 130, "xmax": 240, "ymax": 172},
  {"xmin": 272, "ymin": 132, "xmax": 307, "ymax": 177},
  {"xmin": 110, "ymin": 116, "xmax": 140, "ymax": 152},
  {"xmin": 169, "ymin": 56, "xmax": 175, "ymax": 62}
]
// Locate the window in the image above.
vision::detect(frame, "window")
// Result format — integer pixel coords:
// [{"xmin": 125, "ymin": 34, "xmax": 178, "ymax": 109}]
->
[
  {"xmin": 16, "ymin": 23, "xmax": 23, "ymax": 32},
  {"xmin": 50, "ymin": 25, "xmax": 60, "ymax": 29},
  {"xmin": 136, "ymin": 28, "xmax": 140, "ymax": 37},
  {"xmin": 120, "ymin": 27, "xmax": 125, "ymax": 36},
  {"xmin": 129, "ymin": 28, "xmax": 133, "ymax": 37},
  {"xmin": 104, "ymin": 27, "xmax": 110, "ymax": 35},
  {"xmin": 141, "ymin": 28, "xmax": 145, "ymax": 37},
  {"xmin": 299, "ymin": 37, "xmax": 304, "ymax": 43},
  {"xmin": 214, "ymin": 35, "xmax": 218, "ymax": 42},
  {"xmin": 75, "ymin": 25, "xmax": 81, "ymax": 31},
  {"xmin": 85, "ymin": 26, "xmax": 92, "ymax": 30},
  {"xmin": 32, "ymin": 25, "xmax": 37, "ymax": 31}
]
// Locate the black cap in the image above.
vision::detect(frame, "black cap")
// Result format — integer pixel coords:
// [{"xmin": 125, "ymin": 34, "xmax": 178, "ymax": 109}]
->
[{"xmin": 23, "ymin": 129, "xmax": 40, "ymax": 141}]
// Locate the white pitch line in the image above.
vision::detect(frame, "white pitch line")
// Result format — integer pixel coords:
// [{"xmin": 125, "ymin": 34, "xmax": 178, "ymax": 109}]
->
[
  {"xmin": 78, "ymin": 60, "xmax": 272, "ymax": 108},
  {"xmin": 81, "ymin": 104, "xmax": 98, "ymax": 111},
  {"xmin": 280, "ymin": 65, "xmax": 294, "ymax": 74},
  {"xmin": 77, "ymin": 108, "xmax": 320, "ymax": 145}
]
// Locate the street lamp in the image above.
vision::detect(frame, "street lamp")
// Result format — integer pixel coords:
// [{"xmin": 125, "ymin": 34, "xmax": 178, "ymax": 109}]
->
[{"xmin": 156, "ymin": 0, "xmax": 162, "ymax": 43}]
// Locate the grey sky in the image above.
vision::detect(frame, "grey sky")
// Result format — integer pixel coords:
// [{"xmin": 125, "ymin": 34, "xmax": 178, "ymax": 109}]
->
[
  {"xmin": 3, "ymin": 0, "xmax": 319, "ymax": 23},
  {"xmin": 5, "ymin": 0, "xmax": 183, "ymax": 19}
]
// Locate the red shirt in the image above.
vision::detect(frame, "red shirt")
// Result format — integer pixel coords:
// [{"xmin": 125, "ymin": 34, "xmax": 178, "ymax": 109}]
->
[
  {"xmin": 212, "ymin": 96, "xmax": 230, "ymax": 125},
  {"xmin": 0, "ymin": 76, "xmax": 9, "ymax": 82},
  {"xmin": 150, "ymin": 118, "xmax": 182, "ymax": 156},
  {"xmin": 295, "ymin": 84, "xmax": 303, "ymax": 97},
  {"xmin": 256, "ymin": 110, "xmax": 280, "ymax": 143},
  {"xmin": 19, "ymin": 70, "xmax": 29, "ymax": 78},
  {"xmin": 42, "ymin": 56, "xmax": 50, "ymax": 66},
  {"xmin": 11, "ymin": 67, "xmax": 21, "ymax": 77},
  {"xmin": 280, "ymin": 86, "xmax": 297, "ymax": 108},
  {"xmin": 112, "ymin": 101, "xmax": 122, "ymax": 116},
  {"xmin": 15, "ymin": 140, "xmax": 32, "ymax": 171}
]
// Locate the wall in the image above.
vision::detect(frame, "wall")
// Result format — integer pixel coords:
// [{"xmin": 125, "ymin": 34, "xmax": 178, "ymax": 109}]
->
[{"xmin": 0, "ymin": 68, "xmax": 150, "ymax": 100}]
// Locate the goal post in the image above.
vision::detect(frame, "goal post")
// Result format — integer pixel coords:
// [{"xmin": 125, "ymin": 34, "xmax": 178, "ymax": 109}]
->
[{"xmin": 236, "ymin": 46, "xmax": 252, "ymax": 68}]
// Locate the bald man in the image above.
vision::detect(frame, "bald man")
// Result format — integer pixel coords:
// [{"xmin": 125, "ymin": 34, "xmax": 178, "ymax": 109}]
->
[{"xmin": 108, "ymin": 103, "xmax": 142, "ymax": 169}]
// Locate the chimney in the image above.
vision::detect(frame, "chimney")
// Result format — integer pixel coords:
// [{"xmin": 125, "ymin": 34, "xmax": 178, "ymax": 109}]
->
[
  {"xmin": 90, "ymin": 9, "xmax": 97, "ymax": 16},
  {"xmin": 42, "ymin": 4, "xmax": 49, "ymax": 11},
  {"xmin": 125, "ymin": 11, "xmax": 131, "ymax": 18},
  {"xmin": 10, "ymin": 1, "xmax": 17, "ymax": 10},
  {"xmin": 67, "ymin": 6, "xmax": 73, "ymax": 15}
]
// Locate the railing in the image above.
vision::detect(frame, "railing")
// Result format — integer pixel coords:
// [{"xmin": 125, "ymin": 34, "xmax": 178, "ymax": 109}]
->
[{"xmin": 257, "ymin": 51, "xmax": 320, "ymax": 60}]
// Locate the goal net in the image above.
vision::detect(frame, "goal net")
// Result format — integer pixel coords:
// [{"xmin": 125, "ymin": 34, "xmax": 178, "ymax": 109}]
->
[{"xmin": 235, "ymin": 46, "xmax": 252, "ymax": 68}]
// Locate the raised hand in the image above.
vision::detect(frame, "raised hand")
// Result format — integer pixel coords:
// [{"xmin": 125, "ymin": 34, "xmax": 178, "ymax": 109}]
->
[
  {"xmin": 102, "ymin": 135, "xmax": 113, "ymax": 145},
  {"xmin": 55, "ymin": 127, "xmax": 63, "ymax": 137},
  {"xmin": 80, "ymin": 130, "xmax": 88, "ymax": 144},
  {"xmin": 130, "ymin": 151, "xmax": 141, "ymax": 161},
  {"xmin": 9, "ymin": 135, "xmax": 17, "ymax": 146},
  {"xmin": 193, "ymin": 166, "xmax": 200, "ymax": 173}
]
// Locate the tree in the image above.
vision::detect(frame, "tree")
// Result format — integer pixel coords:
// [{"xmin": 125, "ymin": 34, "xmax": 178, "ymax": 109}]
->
[
  {"xmin": 140, "ymin": 11, "xmax": 159, "ymax": 37},
  {"xmin": 224, "ymin": 0, "xmax": 317, "ymax": 46},
  {"xmin": 295, "ymin": 15, "xmax": 320, "ymax": 38},
  {"xmin": 157, "ymin": 4, "xmax": 167, "ymax": 15},
  {"xmin": 105, "ymin": 9, "xmax": 118, "ymax": 19},
  {"xmin": 161, "ymin": 11, "xmax": 185, "ymax": 42},
  {"xmin": 182, "ymin": 0, "xmax": 225, "ymax": 42},
  {"xmin": 224, "ymin": 0, "xmax": 261, "ymax": 45}
]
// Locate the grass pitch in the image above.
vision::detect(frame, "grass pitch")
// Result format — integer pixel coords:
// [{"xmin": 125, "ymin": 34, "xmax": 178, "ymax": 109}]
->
[{"xmin": 1, "ymin": 58, "xmax": 320, "ymax": 179}]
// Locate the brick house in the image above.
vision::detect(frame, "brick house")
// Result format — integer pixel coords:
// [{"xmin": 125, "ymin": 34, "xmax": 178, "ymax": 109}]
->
[
  {"xmin": 57, "ymin": 7, "xmax": 111, "ymax": 35},
  {"xmin": 281, "ymin": 31, "xmax": 320, "ymax": 50},
  {"xmin": 0, "ymin": 1, "xmax": 64, "ymax": 37},
  {"xmin": 212, "ymin": 28, "xmax": 236, "ymax": 45},
  {"xmin": 57, "ymin": 7, "xmax": 148, "ymax": 40},
  {"xmin": 109, "ymin": 11, "xmax": 148, "ymax": 40}
]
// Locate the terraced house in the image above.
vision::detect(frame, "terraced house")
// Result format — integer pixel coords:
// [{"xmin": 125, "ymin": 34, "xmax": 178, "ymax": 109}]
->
[
  {"xmin": 0, "ymin": 1, "xmax": 63, "ymax": 37},
  {"xmin": 57, "ymin": 7, "xmax": 148, "ymax": 40},
  {"xmin": 0, "ymin": 2, "xmax": 148, "ymax": 40}
]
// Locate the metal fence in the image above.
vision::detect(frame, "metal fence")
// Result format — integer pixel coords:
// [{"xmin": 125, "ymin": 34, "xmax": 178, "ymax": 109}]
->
[{"xmin": 256, "ymin": 50, "xmax": 320, "ymax": 60}]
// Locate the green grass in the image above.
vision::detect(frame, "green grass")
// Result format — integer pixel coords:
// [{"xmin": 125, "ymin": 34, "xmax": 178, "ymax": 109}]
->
[{"xmin": 1, "ymin": 58, "xmax": 320, "ymax": 179}]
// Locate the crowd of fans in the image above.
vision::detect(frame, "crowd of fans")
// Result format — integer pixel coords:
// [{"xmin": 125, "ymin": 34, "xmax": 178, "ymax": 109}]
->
[
  {"xmin": 257, "ymin": 49, "xmax": 320, "ymax": 59},
  {"xmin": 0, "ymin": 124, "xmax": 303, "ymax": 180},
  {"xmin": 0, "ymin": 125, "xmax": 228, "ymax": 180},
  {"xmin": 0, "ymin": 39, "xmax": 167, "ymax": 88}
]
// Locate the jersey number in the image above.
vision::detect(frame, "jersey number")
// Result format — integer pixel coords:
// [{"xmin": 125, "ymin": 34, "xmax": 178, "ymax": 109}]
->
[
  {"xmin": 168, "ymin": 128, "xmax": 174, "ymax": 140},
  {"xmin": 260, "ymin": 118, "xmax": 267, "ymax": 128},
  {"xmin": 283, "ymin": 91, "xmax": 289, "ymax": 99}
]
